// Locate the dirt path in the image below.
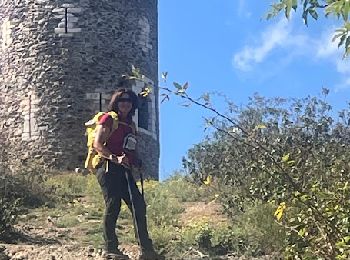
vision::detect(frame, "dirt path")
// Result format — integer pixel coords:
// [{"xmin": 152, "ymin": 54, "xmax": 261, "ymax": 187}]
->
[
  {"xmin": 1, "ymin": 243, "xmax": 142, "ymax": 260},
  {"xmin": 0, "ymin": 224, "xmax": 141, "ymax": 260},
  {"xmin": 0, "ymin": 201, "xmax": 281, "ymax": 260},
  {"xmin": 180, "ymin": 201, "xmax": 228, "ymax": 225}
]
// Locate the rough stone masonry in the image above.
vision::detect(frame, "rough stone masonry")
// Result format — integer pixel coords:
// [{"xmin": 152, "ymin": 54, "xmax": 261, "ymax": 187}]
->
[{"xmin": 0, "ymin": 0, "xmax": 159, "ymax": 179}]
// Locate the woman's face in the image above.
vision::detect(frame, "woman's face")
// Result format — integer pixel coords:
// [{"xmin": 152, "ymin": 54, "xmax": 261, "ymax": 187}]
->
[{"xmin": 117, "ymin": 93, "xmax": 133, "ymax": 115}]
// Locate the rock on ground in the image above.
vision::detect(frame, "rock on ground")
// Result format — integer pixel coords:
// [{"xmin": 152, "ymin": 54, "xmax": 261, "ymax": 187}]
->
[{"xmin": 1, "ymin": 244, "xmax": 141, "ymax": 260}]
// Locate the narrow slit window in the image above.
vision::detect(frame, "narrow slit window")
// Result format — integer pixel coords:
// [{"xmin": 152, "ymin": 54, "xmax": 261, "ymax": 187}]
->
[
  {"xmin": 99, "ymin": 92, "xmax": 103, "ymax": 111},
  {"xmin": 138, "ymin": 96, "xmax": 149, "ymax": 130}
]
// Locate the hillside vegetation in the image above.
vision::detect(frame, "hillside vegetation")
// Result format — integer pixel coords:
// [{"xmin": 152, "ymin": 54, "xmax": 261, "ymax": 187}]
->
[
  {"xmin": 1, "ymin": 92, "xmax": 350, "ymax": 259},
  {"xmin": 0, "ymin": 168, "xmax": 282, "ymax": 259}
]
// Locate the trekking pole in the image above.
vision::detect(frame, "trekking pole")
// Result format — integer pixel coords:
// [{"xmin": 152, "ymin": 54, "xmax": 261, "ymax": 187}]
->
[
  {"xmin": 139, "ymin": 172, "xmax": 144, "ymax": 199},
  {"xmin": 124, "ymin": 167, "xmax": 142, "ymax": 247}
]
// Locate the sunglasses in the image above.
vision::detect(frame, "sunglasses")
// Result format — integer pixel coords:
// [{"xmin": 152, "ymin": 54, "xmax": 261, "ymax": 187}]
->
[{"xmin": 118, "ymin": 97, "xmax": 132, "ymax": 103}]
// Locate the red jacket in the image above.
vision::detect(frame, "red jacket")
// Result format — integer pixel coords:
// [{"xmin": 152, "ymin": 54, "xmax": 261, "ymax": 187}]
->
[{"xmin": 98, "ymin": 114, "xmax": 136, "ymax": 166}]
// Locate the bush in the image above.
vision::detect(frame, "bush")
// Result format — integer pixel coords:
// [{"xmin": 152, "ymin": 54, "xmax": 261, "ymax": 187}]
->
[
  {"xmin": 228, "ymin": 202, "xmax": 285, "ymax": 256},
  {"xmin": 142, "ymin": 177, "xmax": 221, "ymax": 257},
  {"xmin": 0, "ymin": 197, "xmax": 21, "ymax": 237},
  {"xmin": 184, "ymin": 93, "xmax": 350, "ymax": 259},
  {"xmin": 178, "ymin": 202, "xmax": 285, "ymax": 258},
  {"xmin": 0, "ymin": 160, "xmax": 53, "ymax": 238},
  {"xmin": 160, "ymin": 173, "xmax": 212, "ymax": 202},
  {"xmin": 144, "ymin": 180, "xmax": 184, "ymax": 227}
]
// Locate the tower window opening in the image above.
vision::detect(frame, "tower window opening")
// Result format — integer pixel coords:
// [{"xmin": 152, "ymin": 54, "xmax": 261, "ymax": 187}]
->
[
  {"xmin": 99, "ymin": 92, "xmax": 103, "ymax": 111},
  {"xmin": 64, "ymin": 7, "xmax": 68, "ymax": 34},
  {"xmin": 138, "ymin": 96, "xmax": 149, "ymax": 130}
]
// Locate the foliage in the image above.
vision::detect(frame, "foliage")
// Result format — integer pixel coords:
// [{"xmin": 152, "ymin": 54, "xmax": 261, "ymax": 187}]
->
[
  {"xmin": 266, "ymin": 0, "xmax": 350, "ymax": 57},
  {"xmin": 11, "ymin": 160, "xmax": 52, "ymax": 207},
  {"xmin": 155, "ymin": 173, "xmax": 211, "ymax": 203},
  {"xmin": 180, "ymin": 202, "xmax": 285, "ymax": 258},
  {"xmin": 0, "ymin": 160, "xmax": 52, "ymax": 237},
  {"xmin": 143, "ymin": 176, "xmax": 283, "ymax": 258},
  {"xmin": 145, "ymin": 180, "xmax": 184, "ymax": 227},
  {"xmin": 183, "ymin": 91, "xmax": 350, "ymax": 259},
  {"xmin": 0, "ymin": 197, "xmax": 21, "ymax": 237},
  {"xmin": 45, "ymin": 173, "xmax": 90, "ymax": 200}
]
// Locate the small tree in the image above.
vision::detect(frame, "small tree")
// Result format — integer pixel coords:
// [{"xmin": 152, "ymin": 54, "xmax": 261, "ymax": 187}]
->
[{"xmin": 183, "ymin": 92, "xmax": 350, "ymax": 259}]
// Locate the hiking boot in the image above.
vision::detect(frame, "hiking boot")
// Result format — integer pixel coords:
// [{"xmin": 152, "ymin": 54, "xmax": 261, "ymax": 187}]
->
[
  {"xmin": 139, "ymin": 249, "xmax": 164, "ymax": 260},
  {"xmin": 101, "ymin": 249, "xmax": 129, "ymax": 260}
]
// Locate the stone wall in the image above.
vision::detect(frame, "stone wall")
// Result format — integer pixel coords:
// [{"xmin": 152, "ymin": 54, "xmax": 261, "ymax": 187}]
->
[{"xmin": 0, "ymin": 0, "xmax": 159, "ymax": 179}]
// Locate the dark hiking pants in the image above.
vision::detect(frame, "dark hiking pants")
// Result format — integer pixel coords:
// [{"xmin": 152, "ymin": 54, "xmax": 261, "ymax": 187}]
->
[{"xmin": 96, "ymin": 161, "xmax": 153, "ymax": 253}]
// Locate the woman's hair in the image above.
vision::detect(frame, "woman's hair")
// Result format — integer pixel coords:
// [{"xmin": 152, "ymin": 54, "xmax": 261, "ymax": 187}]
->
[{"xmin": 107, "ymin": 83, "xmax": 138, "ymax": 120}]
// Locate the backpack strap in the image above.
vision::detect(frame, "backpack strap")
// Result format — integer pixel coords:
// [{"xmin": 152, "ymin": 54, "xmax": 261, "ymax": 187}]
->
[{"xmin": 119, "ymin": 121, "xmax": 137, "ymax": 135}]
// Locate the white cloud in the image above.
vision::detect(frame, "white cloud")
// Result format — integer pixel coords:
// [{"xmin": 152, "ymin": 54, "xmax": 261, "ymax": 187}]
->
[
  {"xmin": 315, "ymin": 30, "xmax": 350, "ymax": 91},
  {"xmin": 233, "ymin": 19, "xmax": 304, "ymax": 71},
  {"xmin": 337, "ymin": 60, "xmax": 350, "ymax": 74},
  {"xmin": 237, "ymin": 0, "xmax": 251, "ymax": 18},
  {"xmin": 233, "ymin": 20, "xmax": 286, "ymax": 71},
  {"xmin": 316, "ymin": 33, "xmax": 338, "ymax": 58},
  {"xmin": 335, "ymin": 78, "xmax": 350, "ymax": 93},
  {"xmin": 233, "ymin": 19, "xmax": 350, "ymax": 92}
]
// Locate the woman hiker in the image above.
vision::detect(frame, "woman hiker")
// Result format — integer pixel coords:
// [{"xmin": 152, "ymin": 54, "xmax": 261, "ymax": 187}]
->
[{"xmin": 93, "ymin": 83, "xmax": 162, "ymax": 260}]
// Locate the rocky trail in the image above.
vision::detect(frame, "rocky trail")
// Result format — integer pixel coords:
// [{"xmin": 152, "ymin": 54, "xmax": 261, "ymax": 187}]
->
[{"xmin": 0, "ymin": 223, "xmax": 142, "ymax": 260}]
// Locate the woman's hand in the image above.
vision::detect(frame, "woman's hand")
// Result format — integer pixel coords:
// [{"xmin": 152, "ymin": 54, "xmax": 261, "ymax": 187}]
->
[{"xmin": 111, "ymin": 153, "xmax": 130, "ymax": 168}]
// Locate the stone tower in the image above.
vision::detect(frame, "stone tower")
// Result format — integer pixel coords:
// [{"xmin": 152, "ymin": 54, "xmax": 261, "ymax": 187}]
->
[{"xmin": 0, "ymin": 0, "xmax": 159, "ymax": 179}]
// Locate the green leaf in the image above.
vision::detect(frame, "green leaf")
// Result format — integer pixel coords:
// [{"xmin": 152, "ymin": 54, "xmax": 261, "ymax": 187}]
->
[
  {"xmin": 285, "ymin": 0, "xmax": 293, "ymax": 19},
  {"xmin": 201, "ymin": 93, "xmax": 210, "ymax": 103},
  {"xmin": 160, "ymin": 94, "xmax": 170, "ymax": 103},
  {"xmin": 298, "ymin": 227, "xmax": 306, "ymax": 237},
  {"xmin": 183, "ymin": 82, "xmax": 189, "ymax": 90},
  {"xmin": 255, "ymin": 124, "xmax": 267, "ymax": 129},
  {"xmin": 309, "ymin": 8, "xmax": 319, "ymax": 20},
  {"xmin": 173, "ymin": 82, "xmax": 182, "ymax": 90},
  {"xmin": 266, "ymin": 2, "xmax": 285, "ymax": 20},
  {"xmin": 342, "ymin": 0, "xmax": 349, "ymax": 21},
  {"xmin": 287, "ymin": 160, "xmax": 295, "ymax": 166},
  {"xmin": 161, "ymin": 72, "xmax": 168, "ymax": 81},
  {"xmin": 345, "ymin": 36, "xmax": 350, "ymax": 52},
  {"xmin": 302, "ymin": 9, "xmax": 309, "ymax": 26},
  {"xmin": 338, "ymin": 34, "xmax": 347, "ymax": 48},
  {"xmin": 322, "ymin": 87, "xmax": 330, "ymax": 96},
  {"xmin": 282, "ymin": 153, "xmax": 290, "ymax": 163},
  {"xmin": 345, "ymin": 22, "xmax": 350, "ymax": 31}
]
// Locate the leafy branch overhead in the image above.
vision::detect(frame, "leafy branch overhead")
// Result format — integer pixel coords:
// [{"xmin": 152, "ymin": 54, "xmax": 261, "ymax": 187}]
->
[{"xmin": 267, "ymin": 0, "xmax": 350, "ymax": 57}]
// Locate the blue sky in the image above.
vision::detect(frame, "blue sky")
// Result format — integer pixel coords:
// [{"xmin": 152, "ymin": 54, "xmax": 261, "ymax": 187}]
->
[{"xmin": 158, "ymin": 1, "xmax": 350, "ymax": 180}]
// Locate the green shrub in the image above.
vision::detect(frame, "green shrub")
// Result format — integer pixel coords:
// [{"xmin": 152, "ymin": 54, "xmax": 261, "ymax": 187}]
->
[
  {"xmin": 145, "ymin": 180, "xmax": 184, "ymax": 227},
  {"xmin": 160, "ymin": 174, "xmax": 211, "ymax": 202},
  {"xmin": 5, "ymin": 164, "xmax": 51, "ymax": 207},
  {"xmin": 45, "ymin": 173, "xmax": 88, "ymax": 199},
  {"xmin": 178, "ymin": 202, "xmax": 284, "ymax": 258},
  {"xmin": 149, "ymin": 225, "xmax": 181, "ymax": 256},
  {"xmin": 0, "ymin": 197, "xmax": 21, "ymax": 237},
  {"xmin": 184, "ymin": 93, "xmax": 350, "ymax": 258},
  {"xmin": 56, "ymin": 215, "xmax": 80, "ymax": 228},
  {"xmin": 0, "ymin": 161, "xmax": 52, "ymax": 237}
]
